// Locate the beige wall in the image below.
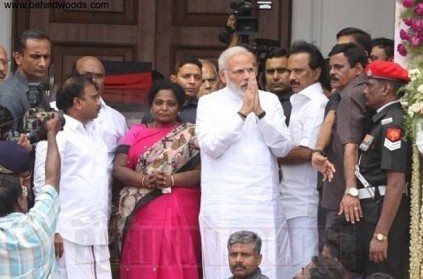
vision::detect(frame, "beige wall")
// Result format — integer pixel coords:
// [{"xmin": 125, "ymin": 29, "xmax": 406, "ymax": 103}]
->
[{"xmin": 292, "ymin": 0, "xmax": 395, "ymax": 57}]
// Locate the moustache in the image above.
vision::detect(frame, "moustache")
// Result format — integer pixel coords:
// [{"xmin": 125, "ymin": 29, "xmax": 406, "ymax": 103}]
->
[
  {"xmin": 232, "ymin": 264, "xmax": 246, "ymax": 270},
  {"xmin": 330, "ymin": 75, "xmax": 339, "ymax": 82},
  {"xmin": 290, "ymin": 80, "xmax": 299, "ymax": 86}
]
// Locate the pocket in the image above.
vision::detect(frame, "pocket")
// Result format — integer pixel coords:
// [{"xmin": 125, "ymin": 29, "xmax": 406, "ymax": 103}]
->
[{"xmin": 361, "ymin": 198, "xmax": 381, "ymax": 224}]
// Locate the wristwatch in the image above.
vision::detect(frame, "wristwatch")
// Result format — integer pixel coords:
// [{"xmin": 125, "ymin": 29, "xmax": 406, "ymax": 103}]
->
[
  {"xmin": 374, "ymin": 233, "xmax": 387, "ymax": 241},
  {"xmin": 345, "ymin": 187, "xmax": 359, "ymax": 197},
  {"xmin": 313, "ymin": 148, "xmax": 325, "ymax": 156}
]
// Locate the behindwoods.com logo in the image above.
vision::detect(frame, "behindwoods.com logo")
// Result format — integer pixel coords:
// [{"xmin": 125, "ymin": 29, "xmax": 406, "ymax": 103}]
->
[{"xmin": 3, "ymin": 1, "xmax": 109, "ymax": 10}]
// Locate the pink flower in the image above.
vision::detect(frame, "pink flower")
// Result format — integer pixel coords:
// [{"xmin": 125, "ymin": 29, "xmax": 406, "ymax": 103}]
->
[
  {"xmin": 397, "ymin": 43, "xmax": 408, "ymax": 56},
  {"xmin": 403, "ymin": 0, "xmax": 414, "ymax": 8},
  {"xmin": 415, "ymin": 3, "xmax": 423, "ymax": 15},
  {"xmin": 400, "ymin": 29, "xmax": 411, "ymax": 40},
  {"xmin": 411, "ymin": 19, "xmax": 423, "ymax": 31},
  {"xmin": 410, "ymin": 36, "xmax": 421, "ymax": 46},
  {"xmin": 403, "ymin": 18, "xmax": 413, "ymax": 26}
]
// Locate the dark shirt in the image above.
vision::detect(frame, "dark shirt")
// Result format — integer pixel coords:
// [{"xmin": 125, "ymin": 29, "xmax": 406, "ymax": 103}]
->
[
  {"xmin": 0, "ymin": 73, "xmax": 51, "ymax": 132},
  {"xmin": 321, "ymin": 75, "xmax": 368, "ymax": 211},
  {"xmin": 227, "ymin": 268, "xmax": 269, "ymax": 279},
  {"xmin": 357, "ymin": 101, "xmax": 411, "ymax": 187},
  {"xmin": 141, "ymin": 97, "xmax": 198, "ymax": 124},
  {"xmin": 277, "ymin": 89, "xmax": 294, "ymax": 126},
  {"xmin": 356, "ymin": 101, "xmax": 410, "ymax": 279},
  {"xmin": 324, "ymin": 91, "xmax": 341, "ymax": 115}
]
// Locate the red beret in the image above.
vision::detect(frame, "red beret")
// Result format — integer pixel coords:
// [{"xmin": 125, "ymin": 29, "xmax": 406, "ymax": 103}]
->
[
  {"xmin": 0, "ymin": 141, "xmax": 33, "ymax": 174},
  {"xmin": 365, "ymin": 61, "xmax": 409, "ymax": 83}
]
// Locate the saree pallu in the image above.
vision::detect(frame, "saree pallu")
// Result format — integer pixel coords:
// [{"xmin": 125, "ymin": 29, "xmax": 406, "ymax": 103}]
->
[{"xmin": 117, "ymin": 123, "xmax": 202, "ymax": 279}]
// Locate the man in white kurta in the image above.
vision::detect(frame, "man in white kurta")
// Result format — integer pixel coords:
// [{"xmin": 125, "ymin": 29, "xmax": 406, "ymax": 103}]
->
[
  {"xmin": 279, "ymin": 42, "xmax": 329, "ymax": 276},
  {"xmin": 74, "ymin": 56, "xmax": 128, "ymax": 210},
  {"xmin": 197, "ymin": 46, "xmax": 292, "ymax": 279},
  {"xmin": 34, "ymin": 76, "xmax": 112, "ymax": 279}
]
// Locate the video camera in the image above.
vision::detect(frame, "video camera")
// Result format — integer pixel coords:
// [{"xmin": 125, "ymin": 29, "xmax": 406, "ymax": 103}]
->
[
  {"xmin": 218, "ymin": 1, "xmax": 258, "ymax": 45},
  {"xmin": 20, "ymin": 82, "xmax": 65, "ymax": 143},
  {"xmin": 231, "ymin": 0, "xmax": 258, "ymax": 37}
]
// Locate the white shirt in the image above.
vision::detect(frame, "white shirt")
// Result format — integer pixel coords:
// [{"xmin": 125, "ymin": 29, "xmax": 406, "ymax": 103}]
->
[
  {"xmin": 34, "ymin": 115, "xmax": 109, "ymax": 245},
  {"xmin": 96, "ymin": 98, "xmax": 128, "ymax": 206},
  {"xmin": 51, "ymin": 98, "xmax": 127, "ymax": 208},
  {"xmin": 197, "ymin": 87, "xmax": 292, "ymax": 279},
  {"xmin": 280, "ymin": 82, "xmax": 328, "ymax": 219}
]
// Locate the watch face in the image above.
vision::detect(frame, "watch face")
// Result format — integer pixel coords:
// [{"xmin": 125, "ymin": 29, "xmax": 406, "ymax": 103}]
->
[
  {"xmin": 348, "ymin": 188, "xmax": 358, "ymax": 196},
  {"xmin": 376, "ymin": 234, "xmax": 383, "ymax": 241}
]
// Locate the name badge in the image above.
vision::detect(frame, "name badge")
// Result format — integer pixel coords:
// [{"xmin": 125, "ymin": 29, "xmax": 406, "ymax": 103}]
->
[{"xmin": 381, "ymin": 117, "xmax": 393, "ymax": 125}]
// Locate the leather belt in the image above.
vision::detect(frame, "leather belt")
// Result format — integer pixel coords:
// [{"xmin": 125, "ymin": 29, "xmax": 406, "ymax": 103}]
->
[{"xmin": 358, "ymin": 186, "xmax": 385, "ymax": 200}]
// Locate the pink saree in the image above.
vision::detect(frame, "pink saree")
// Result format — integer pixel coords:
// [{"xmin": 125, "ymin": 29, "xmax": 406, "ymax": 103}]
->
[{"xmin": 117, "ymin": 123, "xmax": 202, "ymax": 279}]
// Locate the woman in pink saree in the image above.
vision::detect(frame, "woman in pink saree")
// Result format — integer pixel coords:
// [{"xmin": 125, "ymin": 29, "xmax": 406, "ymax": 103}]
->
[{"xmin": 113, "ymin": 80, "xmax": 201, "ymax": 279}]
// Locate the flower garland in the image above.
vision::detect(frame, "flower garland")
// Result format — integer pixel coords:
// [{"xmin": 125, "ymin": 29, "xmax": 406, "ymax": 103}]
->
[
  {"xmin": 409, "ymin": 144, "xmax": 422, "ymax": 279},
  {"xmin": 397, "ymin": 2, "xmax": 423, "ymax": 279},
  {"xmin": 398, "ymin": 68, "xmax": 423, "ymax": 140},
  {"xmin": 397, "ymin": 0, "xmax": 423, "ymax": 67}
]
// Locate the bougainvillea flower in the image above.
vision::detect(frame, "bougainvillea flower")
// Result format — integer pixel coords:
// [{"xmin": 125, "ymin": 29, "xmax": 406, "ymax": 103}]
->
[
  {"xmin": 397, "ymin": 43, "xmax": 408, "ymax": 56},
  {"xmin": 403, "ymin": 0, "xmax": 414, "ymax": 8},
  {"xmin": 400, "ymin": 29, "xmax": 411, "ymax": 40},
  {"xmin": 415, "ymin": 2, "xmax": 423, "ymax": 15}
]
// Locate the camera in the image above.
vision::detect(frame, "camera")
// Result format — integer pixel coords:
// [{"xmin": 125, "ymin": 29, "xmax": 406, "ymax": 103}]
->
[
  {"xmin": 20, "ymin": 82, "xmax": 65, "ymax": 143},
  {"xmin": 231, "ymin": 1, "xmax": 258, "ymax": 36},
  {"xmin": 218, "ymin": 1, "xmax": 259, "ymax": 45}
]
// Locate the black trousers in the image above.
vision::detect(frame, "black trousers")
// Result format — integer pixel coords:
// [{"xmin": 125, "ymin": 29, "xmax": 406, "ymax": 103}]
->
[{"xmin": 356, "ymin": 194, "xmax": 410, "ymax": 279}]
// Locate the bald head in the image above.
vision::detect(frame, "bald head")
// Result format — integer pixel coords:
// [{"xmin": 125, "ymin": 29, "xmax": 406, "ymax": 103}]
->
[
  {"xmin": 198, "ymin": 60, "xmax": 219, "ymax": 98},
  {"xmin": 74, "ymin": 56, "xmax": 105, "ymax": 95},
  {"xmin": 0, "ymin": 45, "xmax": 9, "ymax": 83}
]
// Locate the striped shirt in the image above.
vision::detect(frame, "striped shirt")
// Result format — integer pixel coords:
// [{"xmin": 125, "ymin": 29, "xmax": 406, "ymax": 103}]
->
[{"xmin": 0, "ymin": 185, "xmax": 59, "ymax": 278}]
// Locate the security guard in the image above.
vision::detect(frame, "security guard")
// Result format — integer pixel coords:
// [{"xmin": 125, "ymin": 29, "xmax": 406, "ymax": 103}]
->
[{"xmin": 349, "ymin": 61, "xmax": 410, "ymax": 278}]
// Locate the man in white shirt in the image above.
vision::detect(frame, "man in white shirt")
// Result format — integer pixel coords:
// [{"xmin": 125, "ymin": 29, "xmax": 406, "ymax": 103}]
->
[
  {"xmin": 73, "ymin": 56, "xmax": 128, "ymax": 212},
  {"xmin": 278, "ymin": 41, "xmax": 329, "ymax": 277},
  {"xmin": 34, "ymin": 75, "xmax": 112, "ymax": 279},
  {"xmin": 197, "ymin": 46, "xmax": 292, "ymax": 278}
]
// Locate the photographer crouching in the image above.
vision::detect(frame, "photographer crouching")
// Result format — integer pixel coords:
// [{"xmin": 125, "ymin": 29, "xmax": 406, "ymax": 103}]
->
[{"xmin": 0, "ymin": 112, "xmax": 62, "ymax": 278}]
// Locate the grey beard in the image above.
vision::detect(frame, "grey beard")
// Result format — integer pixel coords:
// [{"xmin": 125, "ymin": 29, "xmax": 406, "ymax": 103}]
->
[{"xmin": 227, "ymin": 82, "xmax": 245, "ymax": 96}]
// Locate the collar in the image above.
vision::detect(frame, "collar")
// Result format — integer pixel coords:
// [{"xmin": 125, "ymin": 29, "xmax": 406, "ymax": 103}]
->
[
  {"xmin": 11, "ymin": 71, "xmax": 29, "ymax": 86},
  {"xmin": 64, "ymin": 114, "xmax": 95, "ymax": 131},
  {"xmin": 228, "ymin": 268, "xmax": 264, "ymax": 279},
  {"xmin": 372, "ymin": 100, "xmax": 402, "ymax": 123},
  {"xmin": 376, "ymin": 99, "xmax": 401, "ymax": 113},
  {"xmin": 277, "ymin": 89, "xmax": 294, "ymax": 101},
  {"xmin": 0, "ymin": 212, "xmax": 26, "ymax": 228},
  {"xmin": 294, "ymin": 82, "xmax": 324, "ymax": 100},
  {"xmin": 183, "ymin": 97, "xmax": 198, "ymax": 108},
  {"xmin": 100, "ymin": 97, "xmax": 106, "ymax": 108},
  {"xmin": 339, "ymin": 75, "xmax": 367, "ymax": 99}
]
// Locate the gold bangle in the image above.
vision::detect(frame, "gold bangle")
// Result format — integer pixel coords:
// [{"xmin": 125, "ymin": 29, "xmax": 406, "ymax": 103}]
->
[{"xmin": 170, "ymin": 175, "xmax": 175, "ymax": 187}]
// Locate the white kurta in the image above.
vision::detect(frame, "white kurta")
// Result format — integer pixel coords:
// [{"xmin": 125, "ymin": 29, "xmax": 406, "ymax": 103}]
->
[
  {"xmin": 96, "ymin": 98, "xmax": 128, "ymax": 209},
  {"xmin": 280, "ymin": 82, "xmax": 328, "ymax": 276},
  {"xmin": 197, "ymin": 87, "xmax": 292, "ymax": 279},
  {"xmin": 280, "ymin": 83, "xmax": 328, "ymax": 219},
  {"xmin": 34, "ymin": 115, "xmax": 109, "ymax": 246}
]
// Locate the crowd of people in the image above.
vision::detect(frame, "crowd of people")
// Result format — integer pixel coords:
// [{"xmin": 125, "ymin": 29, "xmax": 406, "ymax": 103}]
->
[{"xmin": 0, "ymin": 24, "xmax": 411, "ymax": 279}]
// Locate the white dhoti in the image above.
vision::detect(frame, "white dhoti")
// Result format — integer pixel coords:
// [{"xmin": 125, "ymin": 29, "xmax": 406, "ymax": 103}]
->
[{"xmin": 57, "ymin": 239, "xmax": 112, "ymax": 279}]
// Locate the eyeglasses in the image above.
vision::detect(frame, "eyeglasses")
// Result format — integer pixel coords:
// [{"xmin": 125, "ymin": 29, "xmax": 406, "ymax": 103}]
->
[
  {"xmin": 81, "ymin": 72, "xmax": 105, "ymax": 80},
  {"xmin": 226, "ymin": 66, "xmax": 256, "ymax": 76},
  {"xmin": 0, "ymin": 59, "xmax": 10, "ymax": 66}
]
